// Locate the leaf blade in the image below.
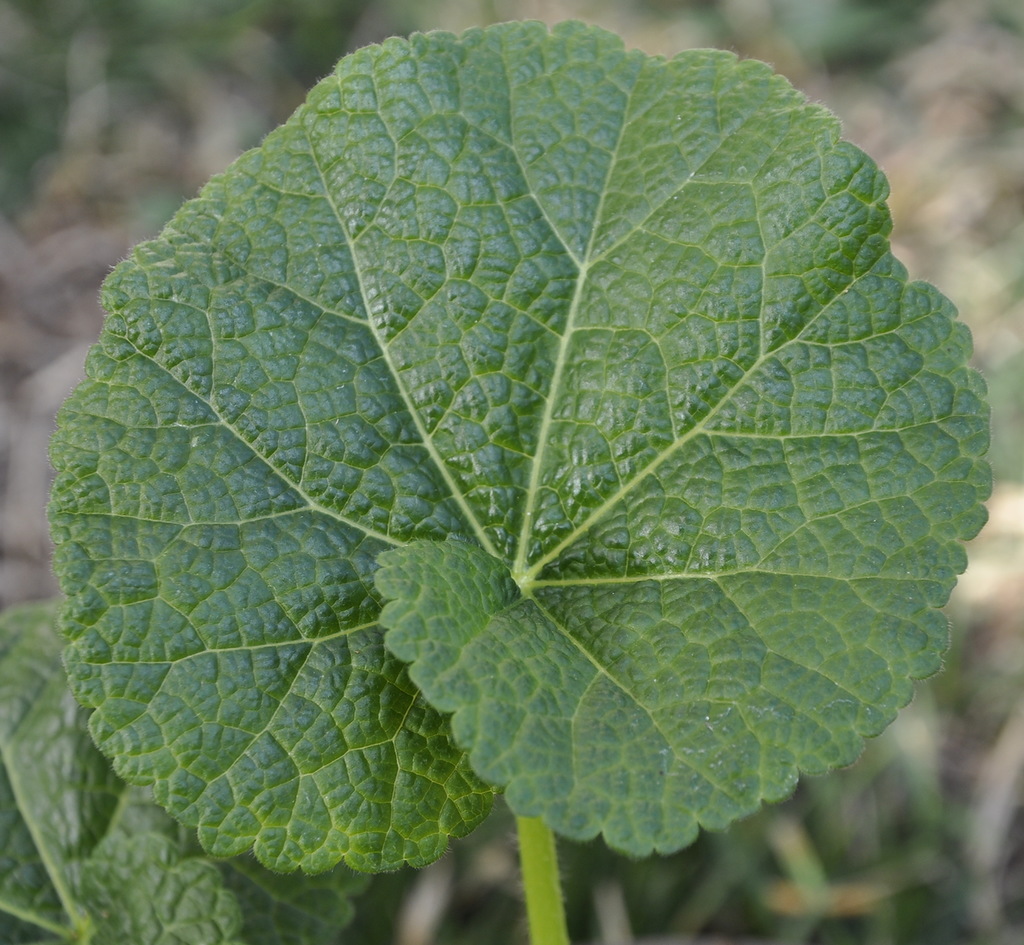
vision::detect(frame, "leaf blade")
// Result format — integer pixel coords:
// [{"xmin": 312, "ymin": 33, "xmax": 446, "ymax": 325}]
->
[
  {"xmin": 0, "ymin": 602, "xmax": 125, "ymax": 939},
  {"xmin": 79, "ymin": 833, "xmax": 245, "ymax": 945},
  {"xmin": 49, "ymin": 20, "xmax": 989, "ymax": 869}
]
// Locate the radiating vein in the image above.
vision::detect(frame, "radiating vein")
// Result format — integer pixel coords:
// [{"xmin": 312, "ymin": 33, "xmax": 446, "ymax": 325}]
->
[
  {"xmin": 587, "ymin": 95, "xmax": 801, "ymax": 267},
  {"xmin": 104, "ymin": 332, "xmax": 399, "ymax": 549},
  {"xmin": 302, "ymin": 107, "xmax": 500, "ymax": 560},
  {"xmin": 522, "ymin": 262, "xmax": 897, "ymax": 580},
  {"xmin": 512, "ymin": 69, "xmax": 637, "ymax": 578},
  {"xmin": 531, "ymin": 597, "xmax": 748, "ymax": 804}
]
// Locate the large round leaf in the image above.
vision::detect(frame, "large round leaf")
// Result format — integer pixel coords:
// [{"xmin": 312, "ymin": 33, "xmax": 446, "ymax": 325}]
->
[{"xmin": 49, "ymin": 20, "xmax": 989, "ymax": 870}]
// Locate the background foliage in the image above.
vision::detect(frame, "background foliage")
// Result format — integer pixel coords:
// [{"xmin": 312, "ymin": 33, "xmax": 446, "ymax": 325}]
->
[{"xmin": 1, "ymin": 0, "xmax": 1022, "ymax": 943}]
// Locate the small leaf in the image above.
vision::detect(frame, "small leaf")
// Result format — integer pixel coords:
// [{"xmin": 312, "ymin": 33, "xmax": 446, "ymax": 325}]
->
[
  {"xmin": 377, "ymin": 519, "xmax": 978, "ymax": 853},
  {"xmin": 0, "ymin": 601, "xmax": 122, "ymax": 941},
  {"xmin": 80, "ymin": 833, "xmax": 244, "ymax": 945},
  {"xmin": 0, "ymin": 606, "xmax": 246, "ymax": 945},
  {"xmin": 49, "ymin": 20, "xmax": 989, "ymax": 870},
  {"xmin": 220, "ymin": 859, "xmax": 369, "ymax": 945},
  {"xmin": 0, "ymin": 604, "xmax": 362, "ymax": 944}
]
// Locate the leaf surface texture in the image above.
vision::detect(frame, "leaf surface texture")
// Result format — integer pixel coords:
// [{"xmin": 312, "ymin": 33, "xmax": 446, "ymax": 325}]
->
[
  {"xmin": 0, "ymin": 603, "xmax": 366, "ymax": 943},
  {"xmin": 49, "ymin": 21, "xmax": 989, "ymax": 868}
]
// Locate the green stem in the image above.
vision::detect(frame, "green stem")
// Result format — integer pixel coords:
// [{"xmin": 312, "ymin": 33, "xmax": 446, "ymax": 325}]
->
[{"xmin": 516, "ymin": 816, "xmax": 570, "ymax": 945}]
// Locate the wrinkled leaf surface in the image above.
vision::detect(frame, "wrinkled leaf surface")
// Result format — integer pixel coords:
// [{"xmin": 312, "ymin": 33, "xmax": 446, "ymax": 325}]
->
[
  {"xmin": 49, "ymin": 21, "xmax": 989, "ymax": 868},
  {"xmin": 0, "ymin": 603, "xmax": 364, "ymax": 943}
]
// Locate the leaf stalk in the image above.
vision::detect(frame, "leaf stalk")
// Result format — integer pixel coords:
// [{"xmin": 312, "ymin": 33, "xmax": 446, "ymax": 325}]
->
[{"xmin": 517, "ymin": 816, "xmax": 571, "ymax": 945}]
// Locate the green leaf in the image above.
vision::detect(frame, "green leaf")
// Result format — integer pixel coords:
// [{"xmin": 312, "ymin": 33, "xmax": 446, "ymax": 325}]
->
[
  {"xmin": 220, "ymin": 859, "xmax": 369, "ymax": 945},
  {"xmin": 0, "ymin": 604, "xmax": 263, "ymax": 945},
  {"xmin": 49, "ymin": 20, "xmax": 989, "ymax": 869},
  {"xmin": 91, "ymin": 784, "xmax": 370, "ymax": 945},
  {"xmin": 0, "ymin": 601, "xmax": 122, "ymax": 942},
  {"xmin": 78, "ymin": 833, "xmax": 245, "ymax": 945}
]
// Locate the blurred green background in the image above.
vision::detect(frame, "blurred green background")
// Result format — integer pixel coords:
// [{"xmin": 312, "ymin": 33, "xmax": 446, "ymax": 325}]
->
[{"xmin": 1, "ymin": 1, "xmax": 1022, "ymax": 943}]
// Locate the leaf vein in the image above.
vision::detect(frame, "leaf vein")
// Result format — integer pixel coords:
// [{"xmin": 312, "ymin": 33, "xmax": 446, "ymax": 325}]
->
[
  {"xmin": 533, "ymin": 598, "xmax": 749, "ymax": 805},
  {"xmin": 102, "ymin": 333, "xmax": 398, "ymax": 547},
  {"xmin": 523, "ymin": 260, "xmax": 907, "ymax": 578},
  {"xmin": 299, "ymin": 113, "xmax": 499, "ymax": 559}
]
